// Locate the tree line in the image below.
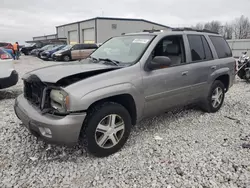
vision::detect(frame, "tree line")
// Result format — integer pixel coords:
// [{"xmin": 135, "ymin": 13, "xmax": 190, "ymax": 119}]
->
[{"xmin": 192, "ymin": 15, "xmax": 250, "ymax": 40}]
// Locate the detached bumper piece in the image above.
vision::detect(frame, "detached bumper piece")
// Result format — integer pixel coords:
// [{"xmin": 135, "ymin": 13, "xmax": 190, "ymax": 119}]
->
[{"xmin": 0, "ymin": 70, "xmax": 18, "ymax": 89}]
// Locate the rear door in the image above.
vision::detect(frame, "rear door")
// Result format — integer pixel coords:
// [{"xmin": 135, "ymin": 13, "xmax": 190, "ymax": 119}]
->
[
  {"xmin": 185, "ymin": 34, "xmax": 216, "ymax": 100},
  {"xmin": 71, "ymin": 44, "xmax": 80, "ymax": 60}
]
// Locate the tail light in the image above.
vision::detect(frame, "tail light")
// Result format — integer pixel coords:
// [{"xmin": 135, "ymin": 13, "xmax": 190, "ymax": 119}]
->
[{"xmin": 0, "ymin": 54, "xmax": 11, "ymax": 60}]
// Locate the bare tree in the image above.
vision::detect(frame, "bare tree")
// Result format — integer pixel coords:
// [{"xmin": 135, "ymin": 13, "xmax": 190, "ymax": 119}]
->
[
  {"xmin": 233, "ymin": 15, "xmax": 250, "ymax": 39},
  {"xmin": 223, "ymin": 23, "xmax": 233, "ymax": 39},
  {"xmin": 204, "ymin": 21, "xmax": 222, "ymax": 33},
  {"xmin": 193, "ymin": 23, "xmax": 204, "ymax": 30}
]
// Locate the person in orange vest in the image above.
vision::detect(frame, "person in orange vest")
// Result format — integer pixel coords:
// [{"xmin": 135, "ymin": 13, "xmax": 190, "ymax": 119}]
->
[{"xmin": 13, "ymin": 42, "xmax": 19, "ymax": 60}]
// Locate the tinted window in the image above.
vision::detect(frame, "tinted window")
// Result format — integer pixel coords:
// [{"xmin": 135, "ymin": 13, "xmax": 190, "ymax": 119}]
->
[
  {"xmin": 72, "ymin": 44, "xmax": 80, "ymax": 50},
  {"xmin": 209, "ymin": 36, "xmax": 232, "ymax": 58},
  {"xmin": 201, "ymin": 36, "xmax": 213, "ymax": 60},
  {"xmin": 188, "ymin": 35, "xmax": 205, "ymax": 61},
  {"xmin": 89, "ymin": 44, "xmax": 98, "ymax": 49},
  {"xmin": 83, "ymin": 44, "xmax": 98, "ymax": 49}
]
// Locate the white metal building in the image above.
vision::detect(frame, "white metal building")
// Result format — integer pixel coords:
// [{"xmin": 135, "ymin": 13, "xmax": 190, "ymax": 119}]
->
[
  {"xmin": 56, "ymin": 17, "xmax": 171, "ymax": 44},
  {"xmin": 227, "ymin": 39, "xmax": 250, "ymax": 58}
]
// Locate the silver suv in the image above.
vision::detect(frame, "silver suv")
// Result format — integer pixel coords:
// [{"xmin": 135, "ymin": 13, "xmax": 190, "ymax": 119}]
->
[{"xmin": 14, "ymin": 29, "xmax": 236, "ymax": 157}]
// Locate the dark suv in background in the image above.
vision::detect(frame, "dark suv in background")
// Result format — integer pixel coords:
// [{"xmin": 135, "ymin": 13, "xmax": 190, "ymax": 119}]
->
[{"xmin": 52, "ymin": 43, "xmax": 98, "ymax": 61}]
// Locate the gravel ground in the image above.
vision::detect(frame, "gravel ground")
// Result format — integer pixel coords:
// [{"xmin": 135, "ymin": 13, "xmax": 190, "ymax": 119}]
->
[{"xmin": 1, "ymin": 56, "xmax": 250, "ymax": 188}]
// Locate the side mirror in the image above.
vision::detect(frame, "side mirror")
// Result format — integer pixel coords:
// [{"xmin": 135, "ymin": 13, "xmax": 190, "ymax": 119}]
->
[{"xmin": 147, "ymin": 56, "xmax": 171, "ymax": 70}]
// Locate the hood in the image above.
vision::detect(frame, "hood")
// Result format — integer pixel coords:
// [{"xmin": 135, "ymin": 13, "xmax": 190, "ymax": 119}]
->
[{"xmin": 23, "ymin": 59, "xmax": 121, "ymax": 84}]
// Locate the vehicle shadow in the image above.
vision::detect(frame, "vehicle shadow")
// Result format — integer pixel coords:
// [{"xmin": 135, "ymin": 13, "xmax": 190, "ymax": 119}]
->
[{"xmin": 0, "ymin": 89, "xmax": 22, "ymax": 100}]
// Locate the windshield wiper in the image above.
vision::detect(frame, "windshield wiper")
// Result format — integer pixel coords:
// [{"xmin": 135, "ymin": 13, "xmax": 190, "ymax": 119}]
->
[
  {"xmin": 99, "ymin": 58, "xmax": 120, "ymax": 66},
  {"xmin": 89, "ymin": 56, "xmax": 99, "ymax": 61}
]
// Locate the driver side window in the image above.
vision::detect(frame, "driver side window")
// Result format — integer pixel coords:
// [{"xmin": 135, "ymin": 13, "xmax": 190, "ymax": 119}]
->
[{"xmin": 152, "ymin": 35, "xmax": 186, "ymax": 66}]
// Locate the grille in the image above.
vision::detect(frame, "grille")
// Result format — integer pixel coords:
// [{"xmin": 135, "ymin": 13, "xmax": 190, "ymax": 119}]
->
[{"xmin": 24, "ymin": 79, "xmax": 46, "ymax": 108}]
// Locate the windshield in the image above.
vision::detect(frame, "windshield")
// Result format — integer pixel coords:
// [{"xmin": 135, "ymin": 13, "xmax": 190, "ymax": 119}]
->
[
  {"xmin": 41, "ymin": 45, "xmax": 53, "ymax": 50},
  {"xmin": 90, "ymin": 35, "xmax": 155, "ymax": 64},
  {"xmin": 61, "ymin": 45, "xmax": 72, "ymax": 51},
  {"xmin": 50, "ymin": 45, "xmax": 64, "ymax": 51}
]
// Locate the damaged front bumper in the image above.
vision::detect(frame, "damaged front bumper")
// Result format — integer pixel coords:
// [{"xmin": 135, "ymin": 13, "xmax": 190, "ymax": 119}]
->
[{"xmin": 14, "ymin": 94, "xmax": 86, "ymax": 146}]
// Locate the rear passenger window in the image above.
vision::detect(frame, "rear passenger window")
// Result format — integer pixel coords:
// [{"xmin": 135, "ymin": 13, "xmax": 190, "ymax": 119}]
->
[
  {"xmin": 209, "ymin": 36, "xmax": 232, "ymax": 58},
  {"xmin": 188, "ymin": 35, "xmax": 213, "ymax": 62},
  {"xmin": 188, "ymin": 35, "xmax": 205, "ymax": 61}
]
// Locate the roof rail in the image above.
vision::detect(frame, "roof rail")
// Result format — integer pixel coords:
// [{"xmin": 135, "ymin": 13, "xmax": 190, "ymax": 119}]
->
[
  {"xmin": 172, "ymin": 27, "xmax": 219, "ymax": 34},
  {"xmin": 142, "ymin": 29, "xmax": 163, "ymax": 33}
]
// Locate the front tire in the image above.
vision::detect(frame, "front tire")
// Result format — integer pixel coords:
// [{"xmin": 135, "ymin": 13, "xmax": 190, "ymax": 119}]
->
[
  {"xmin": 63, "ymin": 55, "xmax": 70, "ymax": 61},
  {"xmin": 201, "ymin": 80, "xmax": 225, "ymax": 113},
  {"xmin": 80, "ymin": 102, "xmax": 132, "ymax": 157}
]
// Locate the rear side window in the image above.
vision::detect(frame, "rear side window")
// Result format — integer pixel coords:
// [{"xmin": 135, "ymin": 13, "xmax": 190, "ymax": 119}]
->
[
  {"xmin": 188, "ymin": 35, "xmax": 205, "ymax": 61},
  {"xmin": 209, "ymin": 36, "xmax": 232, "ymax": 58},
  {"xmin": 188, "ymin": 35, "xmax": 213, "ymax": 62}
]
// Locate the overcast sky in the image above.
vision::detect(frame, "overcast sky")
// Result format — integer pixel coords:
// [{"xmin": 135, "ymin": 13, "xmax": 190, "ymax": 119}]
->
[{"xmin": 1, "ymin": 0, "xmax": 250, "ymax": 44}]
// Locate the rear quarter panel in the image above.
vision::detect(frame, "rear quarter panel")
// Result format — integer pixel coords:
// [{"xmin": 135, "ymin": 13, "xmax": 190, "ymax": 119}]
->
[{"xmin": 208, "ymin": 57, "xmax": 236, "ymax": 89}]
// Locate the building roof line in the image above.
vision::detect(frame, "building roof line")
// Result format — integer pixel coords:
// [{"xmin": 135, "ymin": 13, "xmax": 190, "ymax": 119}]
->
[
  {"xmin": 56, "ymin": 17, "xmax": 171, "ymax": 28},
  {"xmin": 33, "ymin": 34, "xmax": 57, "ymax": 38}
]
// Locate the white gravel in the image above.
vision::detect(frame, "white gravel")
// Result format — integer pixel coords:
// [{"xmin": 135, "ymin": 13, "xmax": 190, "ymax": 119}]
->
[{"xmin": 1, "ymin": 56, "xmax": 250, "ymax": 188}]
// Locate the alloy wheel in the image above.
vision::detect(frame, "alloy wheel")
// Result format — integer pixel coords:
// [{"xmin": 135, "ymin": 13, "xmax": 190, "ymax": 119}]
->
[
  {"xmin": 95, "ymin": 114, "xmax": 125, "ymax": 149},
  {"xmin": 211, "ymin": 87, "xmax": 223, "ymax": 108}
]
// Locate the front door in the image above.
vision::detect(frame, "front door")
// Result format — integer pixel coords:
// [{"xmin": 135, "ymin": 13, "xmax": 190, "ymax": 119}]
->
[{"xmin": 142, "ymin": 35, "xmax": 193, "ymax": 117}]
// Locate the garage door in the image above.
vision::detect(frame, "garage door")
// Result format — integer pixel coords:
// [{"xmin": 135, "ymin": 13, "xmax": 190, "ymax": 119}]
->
[
  {"xmin": 83, "ymin": 28, "xmax": 95, "ymax": 43},
  {"xmin": 68, "ymin": 30, "xmax": 78, "ymax": 45}
]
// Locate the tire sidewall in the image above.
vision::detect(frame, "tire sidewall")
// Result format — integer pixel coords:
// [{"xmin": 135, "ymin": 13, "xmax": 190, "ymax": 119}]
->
[
  {"xmin": 83, "ymin": 103, "xmax": 132, "ymax": 157},
  {"xmin": 207, "ymin": 81, "xmax": 225, "ymax": 113},
  {"xmin": 63, "ymin": 55, "xmax": 70, "ymax": 61}
]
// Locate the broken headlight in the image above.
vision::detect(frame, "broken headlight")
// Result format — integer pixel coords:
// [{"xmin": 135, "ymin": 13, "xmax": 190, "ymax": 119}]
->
[{"xmin": 50, "ymin": 89, "xmax": 69, "ymax": 113}]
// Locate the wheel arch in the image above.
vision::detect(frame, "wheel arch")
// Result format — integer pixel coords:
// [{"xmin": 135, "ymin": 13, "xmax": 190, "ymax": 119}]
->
[
  {"xmin": 210, "ymin": 68, "xmax": 230, "ymax": 92},
  {"xmin": 87, "ymin": 94, "xmax": 137, "ymax": 125}
]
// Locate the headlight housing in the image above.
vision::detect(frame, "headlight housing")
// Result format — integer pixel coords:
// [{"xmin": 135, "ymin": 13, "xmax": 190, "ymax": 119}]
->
[
  {"xmin": 50, "ymin": 89, "xmax": 69, "ymax": 113},
  {"xmin": 55, "ymin": 53, "xmax": 62, "ymax": 56}
]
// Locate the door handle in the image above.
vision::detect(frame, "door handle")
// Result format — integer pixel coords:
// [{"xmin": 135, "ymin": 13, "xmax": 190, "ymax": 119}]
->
[
  {"xmin": 182, "ymin": 71, "xmax": 188, "ymax": 76},
  {"xmin": 211, "ymin": 66, "xmax": 217, "ymax": 70}
]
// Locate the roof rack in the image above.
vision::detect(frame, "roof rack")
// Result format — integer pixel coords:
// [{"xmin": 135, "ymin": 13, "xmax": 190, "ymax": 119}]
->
[
  {"xmin": 172, "ymin": 27, "xmax": 219, "ymax": 34},
  {"xmin": 142, "ymin": 29, "xmax": 164, "ymax": 33}
]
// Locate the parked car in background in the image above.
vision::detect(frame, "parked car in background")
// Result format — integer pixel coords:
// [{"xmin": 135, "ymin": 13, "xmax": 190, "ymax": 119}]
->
[
  {"xmin": 30, "ymin": 48, "xmax": 39, "ymax": 56},
  {"xmin": 0, "ymin": 48, "xmax": 18, "ymax": 89},
  {"xmin": 14, "ymin": 29, "xmax": 235, "ymax": 157},
  {"xmin": 0, "ymin": 42, "xmax": 11, "ymax": 47},
  {"xmin": 52, "ymin": 43, "xmax": 98, "ymax": 61},
  {"xmin": 21, "ymin": 43, "xmax": 41, "ymax": 55},
  {"xmin": 40, "ymin": 45, "xmax": 66, "ymax": 61},
  {"xmin": 36, "ymin": 44, "xmax": 58, "ymax": 58}
]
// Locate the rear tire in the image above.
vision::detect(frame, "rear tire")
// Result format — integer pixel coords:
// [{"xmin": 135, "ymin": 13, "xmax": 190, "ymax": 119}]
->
[
  {"xmin": 80, "ymin": 102, "xmax": 132, "ymax": 157},
  {"xmin": 201, "ymin": 80, "xmax": 225, "ymax": 113}
]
